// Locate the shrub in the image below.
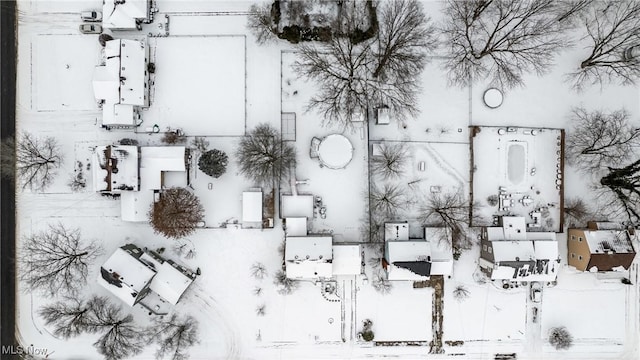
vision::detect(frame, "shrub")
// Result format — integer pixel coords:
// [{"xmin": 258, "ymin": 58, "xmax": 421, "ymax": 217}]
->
[
  {"xmin": 198, "ymin": 149, "xmax": 228, "ymax": 178},
  {"xmin": 362, "ymin": 330, "xmax": 374, "ymax": 341},
  {"xmin": 487, "ymin": 195, "xmax": 499, "ymax": 207},
  {"xmin": 548, "ymin": 326, "xmax": 573, "ymax": 350}
]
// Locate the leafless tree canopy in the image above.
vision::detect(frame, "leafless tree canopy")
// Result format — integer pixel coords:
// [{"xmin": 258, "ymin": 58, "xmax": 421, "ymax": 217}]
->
[
  {"xmin": 293, "ymin": 0, "xmax": 436, "ymax": 129},
  {"xmin": 236, "ymin": 123, "xmax": 297, "ymax": 186},
  {"xmin": 92, "ymin": 301, "xmax": 144, "ymax": 360},
  {"xmin": 453, "ymin": 284, "xmax": 470, "ymax": 302},
  {"xmin": 441, "ymin": 0, "xmax": 571, "ymax": 89},
  {"xmin": 369, "ymin": 183, "xmax": 407, "ymax": 218},
  {"xmin": 19, "ymin": 224, "xmax": 102, "ymax": 296},
  {"xmin": 419, "ymin": 190, "xmax": 472, "ymax": 250},
  {"xmin": 599, "ymin": 159, "xmax": 640, "ymax": 223},
  {"xmin": 566, "ymin": 108, "xmax": 640, "ymax": 172},
  {"xmin": 147, "ymin": 314, "xmax": 199, "ymax": 360},
  {"xmin": 247, "ymin": 2, "xmax": 277, "ymax": 45},
  {"xmin": 150, "ymin": 187, "xmax": 204, "ymax": 239},
  {"xmin": 0, "ymin": 137, "xmax": 15, "ymax": 179},
  {"xmin": 38, "ymin": 297, "xmax": 96, "ymax": 339},
  {"xmin": 566, "ymin": 1, "xmax": 640, "ymax": 90},
  {"xmin": 13, "ymin": 132, "xmax": 63, "ymax": 191},
  {"xmin": 371, "ymin": 142, "xmax": 408, "ymax": 180},
  {"xmin": 563, "ymin": 197, "xmax": 592, "ymax": 227}
]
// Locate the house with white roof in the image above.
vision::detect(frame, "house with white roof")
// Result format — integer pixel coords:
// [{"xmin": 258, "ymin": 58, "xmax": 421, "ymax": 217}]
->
[
  {"xmin": 92, "ymin": 38, "xmax": 149, "ymax": 128},
  {"xmin": 92, "ymin": 145, "xmax": 188, "ymax": 221},
  {"xmin": 102, "ymin": 0, "xmax": 150, "ymax": 30},
  {"xmin": 568, "ymin": 221, "xmax": 636, "ymax": 272},
  {"xmin": 242, "ymin": 188, "xmax": 263, "ymax": 229},
  {"xmin": 283, "ymin": 217, "xmax": 361, "ymax": 279},
  {"xmin": 383, "ymin": 222, "xmax": 453, "ymax": 281},
  {"xmin": 479, "ymin": 216, "xmax": 559, "ymax": 283},
  {"xmin": 98, "ymin": 244, "xmax": 197, "ymax": 310}
]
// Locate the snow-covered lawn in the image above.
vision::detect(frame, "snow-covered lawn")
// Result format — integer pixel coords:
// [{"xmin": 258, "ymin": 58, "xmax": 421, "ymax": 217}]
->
[
  {"xmin": 356, "ymin": 282, "xmax": 433, "ymax": 342},
  {"xmin": 542, "ymin": 268, "xmax": 626, "ymax": 342},
  {"xmin": 143, "ymin": 36, "xmax": 246, "ymax": 136},
  {"xmin": 33, "ymin": 34, "xmax": 102, "ymax": 111},
  {"xmin": 281, "ymin": 51, "xmax": 369, "ymax": 240}
]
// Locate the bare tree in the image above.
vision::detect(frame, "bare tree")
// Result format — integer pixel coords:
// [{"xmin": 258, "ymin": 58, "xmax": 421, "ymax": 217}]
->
[
  {"xmin": 566, "ymin": 1, "xmax": 640, "ymax": 90},
  {"xmin": 236, "ymin": 124, "xmax": 297, "ymax": 186},
  {"xmin": 90, "ymin": 297, "xmax": 144, "ymax": 360},
  {"xmin": 19, "ymin": 224, "xmax": 102, "ymax": 296},
  {"xmin": 566, "ymin": 108, "xmax": 640, "ymax": 172},
  {"xmin": 251, "ymin": 262, "xmax": 268, "ymax": 280},
  {"xmin": 548, "ymin": 326, "xmax": 573, "ymax": 350},
  {"xmin": 293, "ymin": 0, "xmax": 436, "ymax": 129},
  {"xmin": 371, "ymin": 142, "xmax": 408, "ymax": 180},
  {"xmin": 554, "ymin": 0, "xmax": 595, "ymax": 24},
  {"xmin": 247, "ymin": 2, "xmax": 278, "ymax": 45},
  {"xmin": 418, "ymin": 190, "xmax": 473, "ymax": 250},
  {"xmin": 11, "ymin": 132, "xmax": 63, "ymax": 191},
  {"xmin": 369, "ymin": 183, "xmax": 407, "ymax": 218},
  {"xmin": 372, "ymin": 271, "xmax": 392, "ymax": 294},
  {"xmin": 563, "ymin": 197, "xmax": 592, "ymax": 227},
  {"xmin": 598, "ymin": 159, "xmax": 640, "ymax": 223},
  {"xmin": 256, "ymin": 304, "xmax": 266, "ymax": 316},
  {"xmin": 453, "ymin": 285, "xmax": 470, "ymax": 302},
  {"xmin": 274, "ymin": 270, "xmax": 299, "ymax": 295},
  {"xmin": 441, "ymin": 0, "xmax": 571, "ymax": 89},
  {"xmin": 38, "ymin": 297, "xmax": 97, "ymax": 339},
  {"xmin": 147, "ymin": 314, "xmax": 199, "ymax": 360},
  {"xmin": 150, "ymin": 187, "xmax": 204, "ymax": 239}
]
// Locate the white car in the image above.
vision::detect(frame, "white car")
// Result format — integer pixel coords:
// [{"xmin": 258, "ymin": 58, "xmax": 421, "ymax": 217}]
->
[{"xmin": 81, "ymin": 10, "xmax": 102, "ymax": 22}]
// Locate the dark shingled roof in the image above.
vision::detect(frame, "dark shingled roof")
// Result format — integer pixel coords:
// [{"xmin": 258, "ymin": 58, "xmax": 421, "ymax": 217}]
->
[{"xmin": 393, "ymin": 261, "xmax": 431, "ymax": 277}]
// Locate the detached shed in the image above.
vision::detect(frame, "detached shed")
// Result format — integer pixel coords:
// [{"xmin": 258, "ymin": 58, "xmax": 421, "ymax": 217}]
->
[{"xmin": 242, "ymin": 189, "xmax": 263, "ymax": 228}]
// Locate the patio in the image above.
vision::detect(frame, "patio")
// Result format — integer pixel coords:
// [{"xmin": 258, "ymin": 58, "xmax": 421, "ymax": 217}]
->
[{"xmin": 471, "ymin": 126, "xmax": 564, "ymax": 232}]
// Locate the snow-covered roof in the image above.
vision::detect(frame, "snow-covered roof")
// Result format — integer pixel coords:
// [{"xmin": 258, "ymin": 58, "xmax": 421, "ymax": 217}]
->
[
  {"xmin": 285, "ymin": 236, "xmax": 333, "ymax": 279},
  {"xmin": 92, "ymin": 145, "xmax": 139, "ymax": 192},
  {"xmin": 332, "ymin": 245, "xmax": 361, "ymax": 275},
  {"xmin": 98, "ymin": 247, "xmax": 155, "ymax": 307},
  {"xmin": 584, "ymin": 230, "xmax": 635, "ymax": 254},
  {"xmin": 242, "ymin": 190, "xmax": 263, "ymax": 223},
  {"xmin": 281, "ymin": 194, "xmax": 314, "ymax": 218},
  {"xmin": 103, "ymin": 0, "xmax": 149, "ymax": 29},
  {"xmin": 285, "ymin": 217, "xmax": 308, "ymax": 236},
  {"xmin": 94, "ymin": 39, "xmax": 148, "ymax": 126},
  {"xmin": 120, "ymin": 190, "xmax": 154, "ymax": 222},
  {"xmin": 148, "ymin": 262, "xmax": 194, "ymax": 305},
  {"xmin": 489, "ymin": 240, "xmax": 559, "ymax": 281},
  {"xmin": 501, "ymin": 217, "xmax": 527, "ymax": 240},
  {"xmin": 139, "ymin": 146, "xmax": 186, "ymax": 190},
  {"xmin": 384, "ymin": 222, "xmax": 409, "ymax": 241}
]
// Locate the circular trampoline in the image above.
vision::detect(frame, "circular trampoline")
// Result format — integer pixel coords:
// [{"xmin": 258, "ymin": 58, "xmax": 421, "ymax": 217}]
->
[
  {"xmin": 318, "ymin": 134, "xmax": 354, "ymax": 169},
  {"xmin": 483, "ymin": 88, "xmax": 504, "ymax": 108}
]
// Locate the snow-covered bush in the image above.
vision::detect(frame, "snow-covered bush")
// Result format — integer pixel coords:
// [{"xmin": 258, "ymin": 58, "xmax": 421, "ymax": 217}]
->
[
  {"xmin": 453, "ymin": 285, "xmax": 470, "ymax": 302},
  {"xmin": 548, "ymin": 326, "xmax": 573, "ymax": 350},
  {"xmin": 251, "ymin": 262, "xmax": 268, "ymax": 280}
]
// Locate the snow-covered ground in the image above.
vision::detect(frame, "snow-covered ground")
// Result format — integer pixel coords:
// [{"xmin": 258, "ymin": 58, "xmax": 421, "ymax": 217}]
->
[{"xmin": 13, "ymin": 1, "xmax": 640, "ymax": 360}]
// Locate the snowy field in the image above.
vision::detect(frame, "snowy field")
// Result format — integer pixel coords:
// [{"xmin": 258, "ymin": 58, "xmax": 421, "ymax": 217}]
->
[
  {"xmin": 12, "ymin": 0, "xmax": 640, "ymax": 360},
  {"xmin": 472, "ymin": 126, "xmax": 563, "ymax": 231},
  {"xmin": 33, "ymin": 34, "xmax": 102, "ymax": 111},
  {"xmin": 142, "ymin": 36, "xmax": 246, "ymax": 136}
]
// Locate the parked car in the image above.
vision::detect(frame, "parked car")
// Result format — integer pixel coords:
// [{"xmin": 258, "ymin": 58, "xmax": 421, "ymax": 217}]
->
[
  {"xmin": 81, "ymin": 10, "xmax": 102, "ymax": 22},
  {"xmin": 531, "ymin": 282, "xmax": 542, "ymax": 303},
  {"xmin": 623, "ymin": 45, "xmax": 640, "ymax": 62},
  {"xmin": 79, "ymin": 24, "xmax": 102, "ymax": 34}
]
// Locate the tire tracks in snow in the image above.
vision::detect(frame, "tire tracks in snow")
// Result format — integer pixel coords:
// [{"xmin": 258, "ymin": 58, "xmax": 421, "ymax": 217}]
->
[{"xmin": 187, "ymin": 283, "xmax": 242, "ymax": 360}]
